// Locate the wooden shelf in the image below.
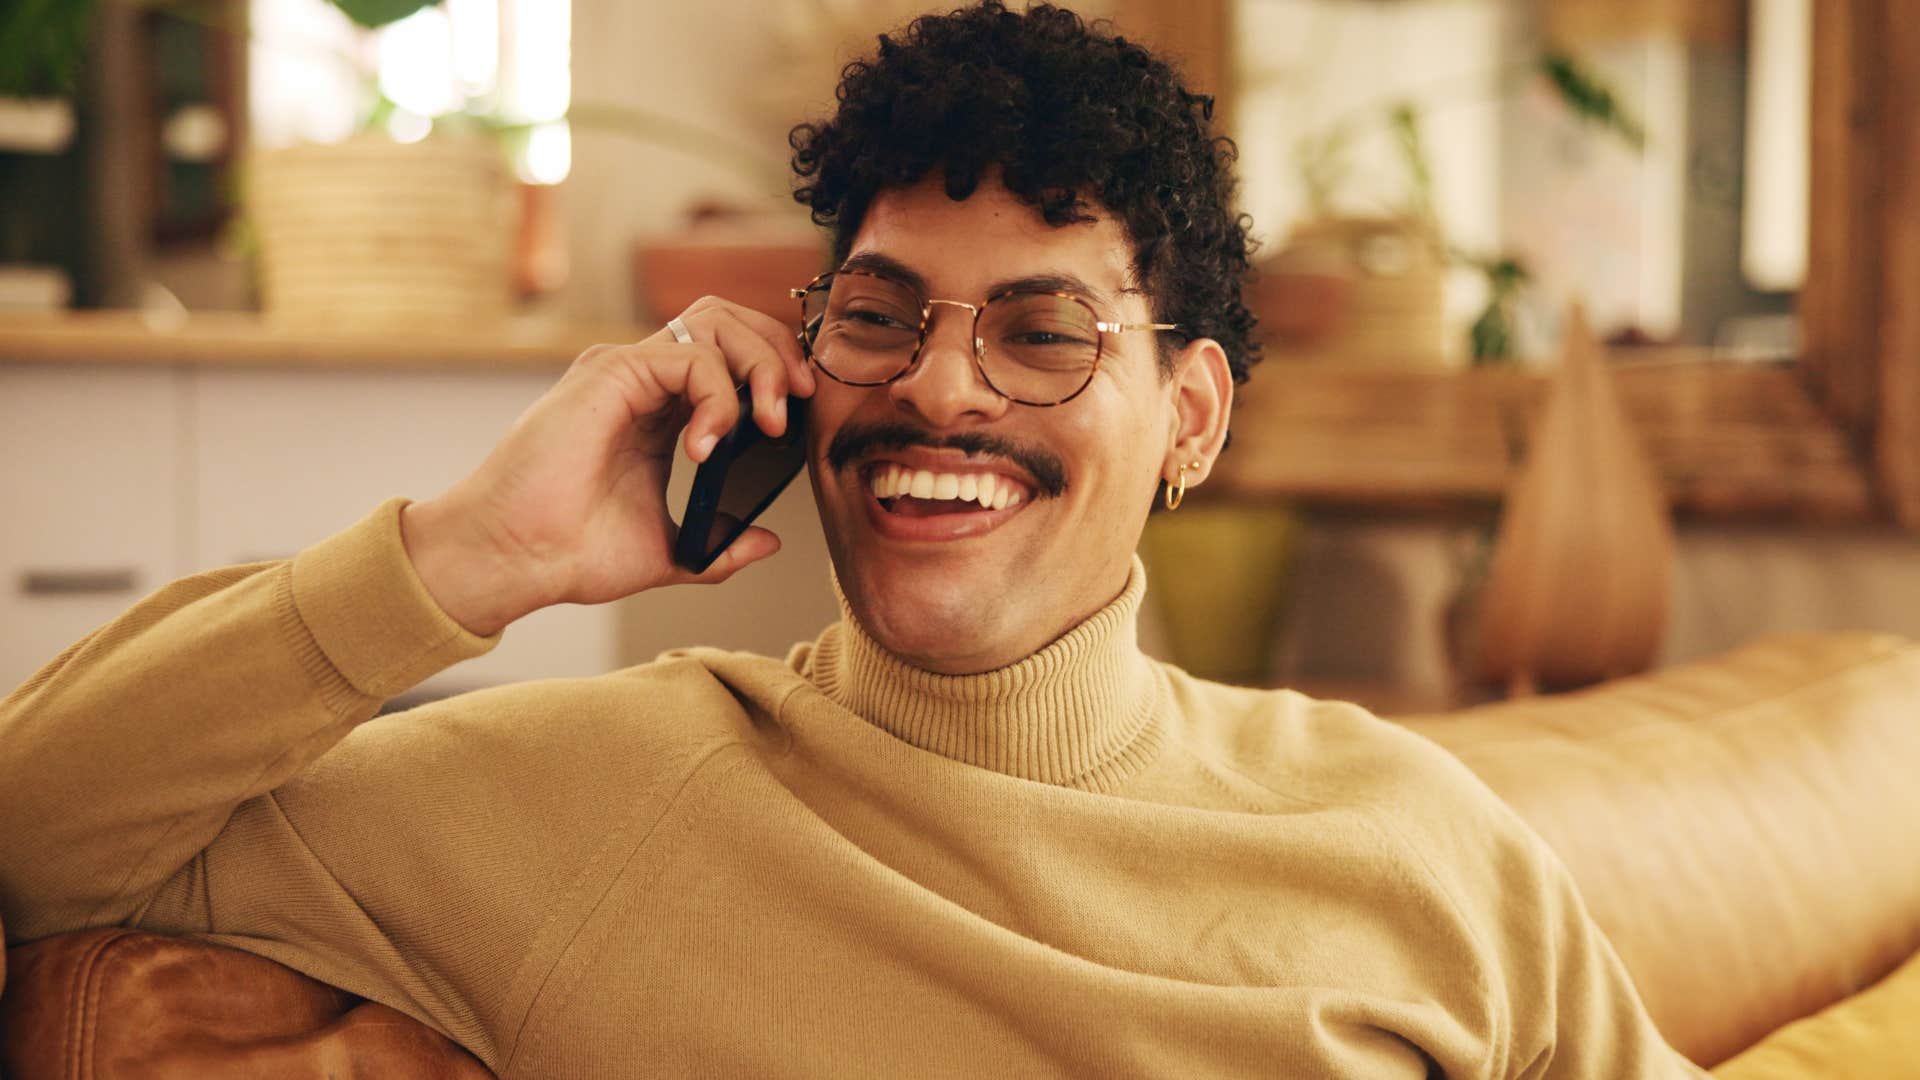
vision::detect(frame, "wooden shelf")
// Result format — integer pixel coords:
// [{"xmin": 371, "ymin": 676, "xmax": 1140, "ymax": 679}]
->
[
  {"xmin": 5, "ymin": 314, "xmax": 1879, "ymax": 521},
  {"xmin": 1211, "ymin": 357, "xmax": 1878, "ymax": 521},
  {"xmin": 0, "ymin": 311, "xmax": 651, "ymax": 372}
]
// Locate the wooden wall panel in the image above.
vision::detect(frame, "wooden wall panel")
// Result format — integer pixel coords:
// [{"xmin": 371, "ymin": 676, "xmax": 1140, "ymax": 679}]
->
[
  {"xmin": 1878, "ymin": 7, "xmax": 1920, "ymax": 529},
  {"xmin": 1804, "ymin": 0, "xmax": 1920, "ymax": 530},
  {"xmin": 1802, "ymin": 1, "xmax": 1883, "ymax": 439}
]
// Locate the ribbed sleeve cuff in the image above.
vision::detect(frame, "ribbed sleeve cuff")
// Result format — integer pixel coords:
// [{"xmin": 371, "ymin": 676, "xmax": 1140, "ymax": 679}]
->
[{"xmin": 289, "ymin": 498, "xmax": 500, "ymax": 701}]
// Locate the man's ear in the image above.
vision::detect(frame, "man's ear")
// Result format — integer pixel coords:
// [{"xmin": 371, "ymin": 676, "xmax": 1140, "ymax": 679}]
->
[{"xmin": 1162, "ymin": 338, "xmax": 1233, "ymax": 488}]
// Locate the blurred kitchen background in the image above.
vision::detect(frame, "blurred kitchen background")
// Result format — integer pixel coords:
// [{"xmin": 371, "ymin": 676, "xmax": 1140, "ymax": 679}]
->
[{"xmin": 4, "ymin": 0, "xmax": 1918, "ymax": 713}]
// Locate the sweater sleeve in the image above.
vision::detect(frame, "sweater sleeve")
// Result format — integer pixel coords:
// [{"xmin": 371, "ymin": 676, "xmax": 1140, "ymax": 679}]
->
[
  {"xmin": 1495, "ymin": 824, "xmax": 1709, "ymax": 1078},
  {"xmin": 1382, "ymin": 738, "xmax": 1710, "ymax": 1079},
  {"xmin": 0, "ymin": 497, "xmax": 496, "ymax": 946}
]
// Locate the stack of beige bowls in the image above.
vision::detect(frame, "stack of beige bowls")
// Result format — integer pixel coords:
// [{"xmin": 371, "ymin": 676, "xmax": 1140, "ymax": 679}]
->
[{"xmin": 250, "ymin": 132, "xmax": 512, "ymax": 331}]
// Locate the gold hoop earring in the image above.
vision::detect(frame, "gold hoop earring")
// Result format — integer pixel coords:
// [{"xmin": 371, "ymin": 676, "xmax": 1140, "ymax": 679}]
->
[{"xmin": 1164, "ymin": 460, "xmax": 1202, "ymax": 511}]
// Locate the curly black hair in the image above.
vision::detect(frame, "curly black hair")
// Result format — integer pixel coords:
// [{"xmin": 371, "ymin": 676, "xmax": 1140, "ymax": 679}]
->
[{"xmin": 788, "ymin": 2, "xmax": 1260, "ymax": 388}]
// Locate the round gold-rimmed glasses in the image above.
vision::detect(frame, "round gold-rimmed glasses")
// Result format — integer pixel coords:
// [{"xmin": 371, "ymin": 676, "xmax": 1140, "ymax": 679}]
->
[{"xmin": 788, "ymin": 269, "xmax": 1183, "ymax": 406}]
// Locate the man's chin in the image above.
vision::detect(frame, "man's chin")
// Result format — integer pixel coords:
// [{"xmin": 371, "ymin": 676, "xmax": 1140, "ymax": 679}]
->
[{"xmin": 840, "ymin": 564, "xmax": 1016, "ymax": 674}]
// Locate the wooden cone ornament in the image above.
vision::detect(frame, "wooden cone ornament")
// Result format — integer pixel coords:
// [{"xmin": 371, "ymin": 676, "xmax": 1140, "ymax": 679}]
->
[{"xmin": 1473, "ymin": 304, "xmax": 1676, "ymax": 695}]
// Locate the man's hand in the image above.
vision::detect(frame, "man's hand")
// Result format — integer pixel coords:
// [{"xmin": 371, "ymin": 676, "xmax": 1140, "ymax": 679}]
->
[{"xmin": 399, "ymin": 297, "xmax": 818, "ymax": 637}]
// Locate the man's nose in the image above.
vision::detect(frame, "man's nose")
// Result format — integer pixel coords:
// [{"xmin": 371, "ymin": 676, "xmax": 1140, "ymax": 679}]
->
[{"xmin": 887, "ymin": 302, "xmax": 1011, "ymax": 428}]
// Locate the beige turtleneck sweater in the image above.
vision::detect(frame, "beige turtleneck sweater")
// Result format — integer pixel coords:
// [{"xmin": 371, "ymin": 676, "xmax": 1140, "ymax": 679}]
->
[{"xmin": 0, "ymin": 499, "xmax": 1703, "ymax": 1078}]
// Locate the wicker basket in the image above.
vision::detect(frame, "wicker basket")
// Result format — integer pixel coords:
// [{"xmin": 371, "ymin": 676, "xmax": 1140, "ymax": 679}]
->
[
  {"xmin": 1266, "ymin": 216, "xmax": 1448, "ymax": 365},
  {"xmin": 250, "ymin": 134, "xmax": 512, "ymax": 330}
]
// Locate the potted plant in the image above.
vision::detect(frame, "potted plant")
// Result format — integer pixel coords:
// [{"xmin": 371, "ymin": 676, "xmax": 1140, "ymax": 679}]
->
[
  {"xmin": 245, "ymin": 0, "xmax": 519, "ymax": 330},
  {"xmin": 254, "ymin": 0, "xmax": 818, "ymax": 329},
  {"xmin": 1256, "ymin": 50, "xmax": 1645, "ymax": 366},
  {"xmin": 0, "ymin": 0, "xmax": 87, "ymax": 149},
  {"xmin": 0, "ymin": 0, "xmax": 92, "ymax": 310}
]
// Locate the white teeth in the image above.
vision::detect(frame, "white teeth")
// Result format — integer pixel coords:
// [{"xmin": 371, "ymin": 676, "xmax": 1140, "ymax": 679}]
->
[
  {"xmin": 867, "ymin": 465, "xmax": 1029, "ymax": 509},
  {"xmin": 974, "ymin": 474, "xmax": 998, "ymax": 508}
]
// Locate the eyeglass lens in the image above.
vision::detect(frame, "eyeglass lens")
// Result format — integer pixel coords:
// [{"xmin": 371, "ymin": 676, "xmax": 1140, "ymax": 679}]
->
[{"xmin": 800, "ymin": 274, "xmax": 1101, "ymax": 404}]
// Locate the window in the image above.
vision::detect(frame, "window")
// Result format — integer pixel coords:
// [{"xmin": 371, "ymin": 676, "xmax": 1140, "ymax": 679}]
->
[{"xmin": 249, "ymin": 0, "xmax": 570, "ymax": 182}]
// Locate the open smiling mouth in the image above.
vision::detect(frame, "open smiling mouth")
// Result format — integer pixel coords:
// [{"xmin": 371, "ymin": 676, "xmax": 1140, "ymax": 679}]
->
[{"xmin": 860, "ymin": 462, "xmax": 1036, "ymax": 535}]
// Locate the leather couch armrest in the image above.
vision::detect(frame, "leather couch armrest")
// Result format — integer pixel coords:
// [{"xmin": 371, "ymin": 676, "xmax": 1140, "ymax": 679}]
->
[
  {"xmin": 1403, "ymin": 632, "xmax": 1920, "ymax": 1066},
  {"xmin": 0, "ymin": 929, "xmax": 493, "ymax": 1078}
]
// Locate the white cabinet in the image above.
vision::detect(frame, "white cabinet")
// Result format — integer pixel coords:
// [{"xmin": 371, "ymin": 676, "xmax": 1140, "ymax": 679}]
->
[
  {"xmin": 0, "ymin": 365, "xmax": 186, "ymax": 690},
  {"xmin": 189, "ymin": 369, "xmax": 541, "ymax": 567},
  {"xmin": 190, "ymin": 367, "xmax": 617, "ymax": 695},
  {"xmin": 3, "ymin": 362, "xmax": 621, "ymax": 698}
]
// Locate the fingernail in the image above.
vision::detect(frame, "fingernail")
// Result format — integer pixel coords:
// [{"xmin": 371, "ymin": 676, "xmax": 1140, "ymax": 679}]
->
[
  {"xmin": 772, "ymin": 397, "xmax": 787, "ymax": 425},
  {"xmin": 693, "ymin": 433, "xmax": 718, "ymax": 460}
]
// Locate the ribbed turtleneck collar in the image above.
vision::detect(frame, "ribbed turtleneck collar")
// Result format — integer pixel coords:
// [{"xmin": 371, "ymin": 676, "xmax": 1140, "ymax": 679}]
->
[{"xmin": 801, "ymin": 556, "xmax": 1165, "ymax": 790}]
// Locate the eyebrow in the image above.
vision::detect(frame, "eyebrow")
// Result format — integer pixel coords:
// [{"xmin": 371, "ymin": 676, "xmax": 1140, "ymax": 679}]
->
[{"xmin": 838, "ymin": 250, "xmax": 1125, "ymax": 313}]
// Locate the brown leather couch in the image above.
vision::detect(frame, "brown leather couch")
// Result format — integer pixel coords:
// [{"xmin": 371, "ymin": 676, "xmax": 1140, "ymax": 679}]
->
[{"xmin": 5, "ymin": 633, "xmax": 1918, "ymax": 1076}]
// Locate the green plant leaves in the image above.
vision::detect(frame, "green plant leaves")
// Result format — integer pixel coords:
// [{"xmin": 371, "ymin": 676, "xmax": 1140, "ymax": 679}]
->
[
  {"xmin": 1466, "ymin": 256, "xmax": 1530, "ymax": 363},
  {"xmin": 0, "ymin": 0, "xmax": 95, "ymax": 99},
  {"xmin": 1387, "ymin": 102, "xmax": 1435, "ymax": 223},
  {"xmin": 1538, "ymin": 51, "xmax": 1646, "ymax": 150},
  {"xmin": 328, "ymin": 0, "xmax": 439, "ymax": 30}
]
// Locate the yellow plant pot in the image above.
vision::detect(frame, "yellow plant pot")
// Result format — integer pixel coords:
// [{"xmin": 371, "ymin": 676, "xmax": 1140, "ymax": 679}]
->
[{"xmin": 1138, "ymin": 504, "xmax": 1301, "ymax": 686}]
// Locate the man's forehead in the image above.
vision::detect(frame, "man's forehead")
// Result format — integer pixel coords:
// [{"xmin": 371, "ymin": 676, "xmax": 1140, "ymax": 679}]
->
[
  {"xmin": 848, "ymin": 179, "xmax": 1145, "ymax": 303},
  {"xmin": 838, "ymin": 250, "xmax": 1130, "ymax": 313}
]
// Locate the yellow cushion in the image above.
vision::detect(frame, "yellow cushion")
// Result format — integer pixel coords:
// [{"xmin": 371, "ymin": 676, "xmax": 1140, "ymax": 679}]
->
[{"xmin": 1712, "ymin": 946, "xmax": 1920, "ymax": 1079}]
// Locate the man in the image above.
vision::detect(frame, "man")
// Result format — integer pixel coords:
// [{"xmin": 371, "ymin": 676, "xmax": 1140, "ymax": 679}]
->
[{"xmin": 1, "ymin": 4, "xmax": 1705, "ymax": 1076}]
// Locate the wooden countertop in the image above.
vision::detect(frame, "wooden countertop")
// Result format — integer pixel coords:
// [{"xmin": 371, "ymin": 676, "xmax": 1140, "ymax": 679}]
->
[
  {"xmin": 2, "ymin": 312, "xmax": 1877, "ymax": 521},
  {"xmin": 0, "ymin": 310, "xmax": 653, "ymax": 371}
]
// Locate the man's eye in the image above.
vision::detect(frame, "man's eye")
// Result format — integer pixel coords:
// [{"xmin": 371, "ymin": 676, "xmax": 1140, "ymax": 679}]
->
[
  {"xmin": 1008, "ymin": 329, "xmax": 1096, "ymax": 348},
  {"xmin": 848, "ymin": 309, "xmax": 915, "ymax": 329},
  {"xmin": 1014, "ymin": 331, "xmax": 1082, "ymax": 345}
]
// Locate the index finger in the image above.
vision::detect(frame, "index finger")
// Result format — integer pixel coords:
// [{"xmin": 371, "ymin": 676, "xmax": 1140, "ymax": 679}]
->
[
  {"xmin": 706, "ymin": 313, "xmax": 796, "ymax": 438},
  {"xmin": 720, "ymin": 302, "xmax": 817, "ymax": 397}
]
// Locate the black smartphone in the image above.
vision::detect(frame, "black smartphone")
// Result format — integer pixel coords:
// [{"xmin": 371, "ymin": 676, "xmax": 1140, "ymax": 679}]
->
[{"xmin": 673, "ymin": 383, "xmax": 809, "ymax": 573}]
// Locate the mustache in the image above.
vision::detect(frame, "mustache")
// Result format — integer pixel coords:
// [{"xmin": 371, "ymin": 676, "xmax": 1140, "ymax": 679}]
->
[{"xmin": 826, "ymin": 422, "xmax": 1068, "ymax": 498}]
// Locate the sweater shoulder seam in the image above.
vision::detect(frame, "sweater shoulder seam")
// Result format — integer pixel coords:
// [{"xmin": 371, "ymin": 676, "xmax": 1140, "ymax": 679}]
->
[
  {"xmin": 1369, "ymin": 808, "xmax": 1509, "ymax": 1061},
  {"xmin": 499, "ymin": 736, "xmax": 753, "ymax": 1075}
]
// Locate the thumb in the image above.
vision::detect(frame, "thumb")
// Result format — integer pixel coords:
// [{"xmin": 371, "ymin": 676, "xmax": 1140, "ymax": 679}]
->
[{"xmin": 676, "ymin": 526, "xmax": 782, "ymax": 587}]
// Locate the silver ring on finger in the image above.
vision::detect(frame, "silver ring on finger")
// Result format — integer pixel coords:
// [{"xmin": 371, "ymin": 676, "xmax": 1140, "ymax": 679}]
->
[{"xmin": 667, "ymin": 317, "xmax": 695, "ymax": 345}]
